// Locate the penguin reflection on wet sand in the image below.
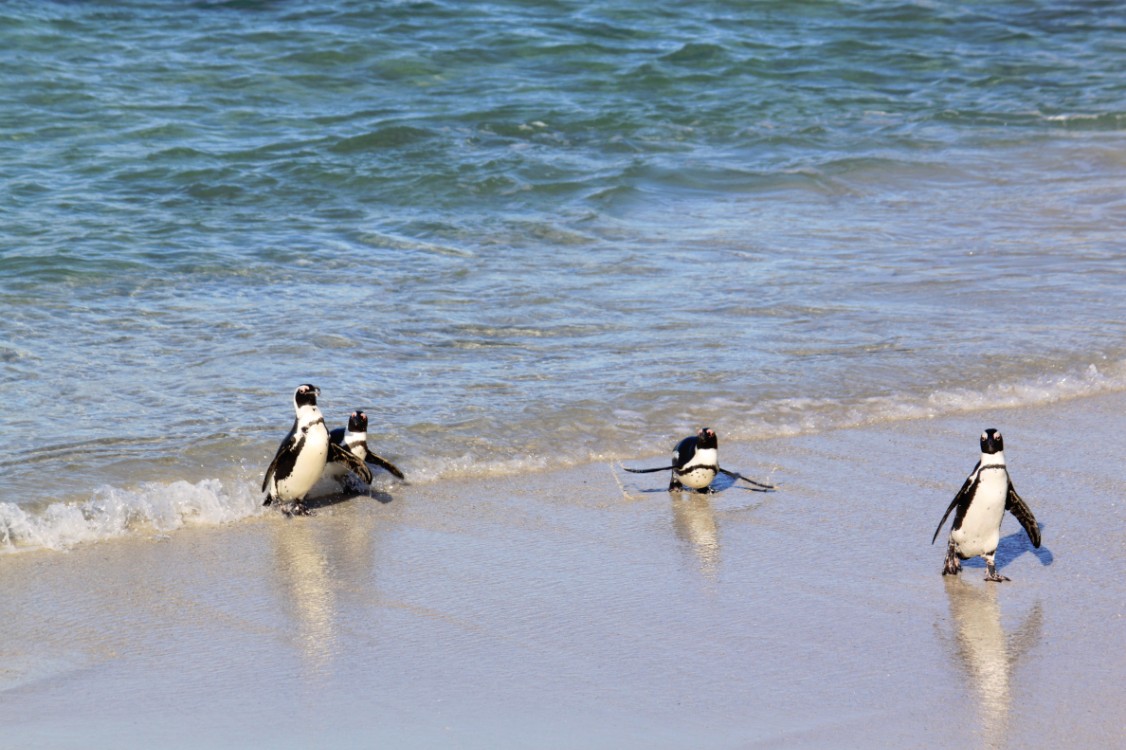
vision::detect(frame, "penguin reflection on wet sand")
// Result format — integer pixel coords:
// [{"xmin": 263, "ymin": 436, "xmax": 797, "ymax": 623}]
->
[
  {"xmin": 624, "ymin": 427, "xmax": 774, "ymax": 493},
  {"xmin": 323, "ymin": 409, "xmax": 405, "ymax": 490},
  {"xmin": 262, "ymin": 384, "xmax": 371, "ymax": 515},
  {"xmin": 932, "ymin": 428, "xmax": 1041, "ymax": 582}
]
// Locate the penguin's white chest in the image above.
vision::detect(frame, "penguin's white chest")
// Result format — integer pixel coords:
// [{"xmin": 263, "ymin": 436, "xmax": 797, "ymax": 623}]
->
[
  {"xmin": 276, "ymin": 424, "xmax": 329, "ymax": 500},
  {"xmin": 678, "ymin": 447, "xmax": 718, "ymax": 489},
  {"xmin": 951, "ymin": 469, "xmax": 1007, "ymax": 558},
  {"xmin": 345, "ymin": 433, "xmax": 367, "ymax": 460}
]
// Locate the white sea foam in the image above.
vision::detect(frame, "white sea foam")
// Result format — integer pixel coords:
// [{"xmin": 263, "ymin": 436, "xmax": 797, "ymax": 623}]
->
[
  {"xmin": 727, "ymin": 360, "xmax": 1126, "ymax": 442},
  {"xmin": 0, "ymin": 477, "xmax": 262, "ymax": 554},
  {"xmin": 405, "ymin": 452, "xmax": 555, "ymax": 484}
]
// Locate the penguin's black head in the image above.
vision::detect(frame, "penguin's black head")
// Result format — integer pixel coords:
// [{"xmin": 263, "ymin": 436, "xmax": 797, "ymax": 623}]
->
[
  {"xmin": 294, "ymin": 384, "xmax": 320, "ymax": 408},
  {"xmin": 980, "ymin": 428, "xmax": 1004, "ymax": 455},
  {"xmin": 697, "ymin": 427, "xmax": 717, "ymax": 450},
  {"xmin": 348, "ymin": 410, "xmax": 368, "ymax": 432}
]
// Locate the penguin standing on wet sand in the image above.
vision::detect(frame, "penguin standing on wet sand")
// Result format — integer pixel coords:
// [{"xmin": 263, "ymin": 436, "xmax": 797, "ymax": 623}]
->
[
  {"xmin": 932, "ymin": 428, "xmax": 1041, "ymax": 582},
  {"xmin": 624, "ymin": 427, "xmax": 774, "ymax": 493},
  {"xmin": 323, "ymin": 409, "xmax": 405, "ymax": 489},
  {"xmin": 263, "ymin": 384, "xmax": 371, "ymax": 515}
]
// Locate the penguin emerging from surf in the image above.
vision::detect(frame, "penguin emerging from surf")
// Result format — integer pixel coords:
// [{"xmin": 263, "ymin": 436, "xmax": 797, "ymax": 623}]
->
[
  {"xmin": 322, "ymin": 409, "xmax": 406, "ymax": 490},
  {"xmin": 262, "ymin": 384, "xmax": 372, "ymax": 515},
  {"xmin": 623, "ymin": 427, "xmax": 775, "ymax": 493},
  {"xmin": 931, "ymin": 428, "xmax": 1041, "ymax": 582}
]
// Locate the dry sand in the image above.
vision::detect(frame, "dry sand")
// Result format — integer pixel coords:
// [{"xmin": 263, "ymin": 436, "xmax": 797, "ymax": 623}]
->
[{"xmin": 1, "ymin": 393, "xmax": 1124, "ymax": 749}]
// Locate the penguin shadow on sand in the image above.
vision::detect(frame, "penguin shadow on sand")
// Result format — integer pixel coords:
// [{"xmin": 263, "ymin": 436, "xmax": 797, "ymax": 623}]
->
[
  {"xmin": 959, "ymin": 524, "xmax": 1054, "ymax": 574},
  {"xmin": 937, "ymin": 577, "xmax": 1044, "ymax": 749},
  {"xmin": 299, "ymin": 478, "xmax": 396, "ymax": 514},
  {"xmin": 297, "ymin": 489, "xmax": 395, "ymax": 514}
]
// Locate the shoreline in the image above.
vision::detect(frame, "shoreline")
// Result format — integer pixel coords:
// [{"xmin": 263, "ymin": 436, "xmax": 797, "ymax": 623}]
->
[{"xmin": 2, "ymin": 391, "xmax": 1124, "ymax": 748}]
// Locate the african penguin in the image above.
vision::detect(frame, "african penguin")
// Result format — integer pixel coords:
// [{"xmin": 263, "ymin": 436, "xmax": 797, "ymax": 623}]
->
[
  {"xmin": 323, "ymin": 409, "xmax": 405, "ymax": 490},
  {"xmin": 623, "ymin": 427, "xmax": 775, "ymax": 493},
  {"xmin": 932, "ymin": 428, "xmax": 1041, "ymax": 582},
  {"xmin": 262, "ymin": 384, "xmax": 370, "ymax": 515}
]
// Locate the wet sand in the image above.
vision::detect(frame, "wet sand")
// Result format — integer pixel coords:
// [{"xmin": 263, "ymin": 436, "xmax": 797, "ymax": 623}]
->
[{"xmin": 2, "ymin": 393, "xmax": 1124, "ymax": 749}]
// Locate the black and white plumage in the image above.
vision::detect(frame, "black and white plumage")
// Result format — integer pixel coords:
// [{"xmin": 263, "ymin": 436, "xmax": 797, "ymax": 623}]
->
[
  {"xmin": 322, "ymin": 409, "xmax": 405, "ymax": 489},
  {"xmin": 932, "ymin": 428, "xmax": 1041, "ymax": 582},
  {"xmin": 623, "ymin": 427, "xmax": 775, "ymax": 493},
  {"xmin": 262, "ymin": 384, "xmax": 371, "ymax": 515}
]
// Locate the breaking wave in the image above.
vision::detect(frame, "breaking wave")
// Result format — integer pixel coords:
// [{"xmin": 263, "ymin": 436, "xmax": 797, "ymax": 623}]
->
[{"xmin": 0, "ymin": 478, "xmax": 261, "ymax": 554}]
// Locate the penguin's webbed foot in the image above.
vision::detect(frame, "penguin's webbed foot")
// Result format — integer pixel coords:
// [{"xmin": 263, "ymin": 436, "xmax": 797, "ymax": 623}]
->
[
  {"xmin": 283, "ymin": 502, "xmax": 314, "ymax": 518},
  {"xmin": 941, "ymin": 543, "xmax": 962, "ymax": 576},
  {"xmin": 984, "ymin": 559, "xmax": 1009, "ymax": 582},
  {"xmin": 984, "ymin": 555, "xmax": 1008, "ymax": 582}
]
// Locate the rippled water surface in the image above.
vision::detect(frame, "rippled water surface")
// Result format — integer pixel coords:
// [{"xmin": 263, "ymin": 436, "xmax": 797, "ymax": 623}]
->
[{"xmin": 2, "ymin": 0, "xmax": 1125, "ymax": 547}]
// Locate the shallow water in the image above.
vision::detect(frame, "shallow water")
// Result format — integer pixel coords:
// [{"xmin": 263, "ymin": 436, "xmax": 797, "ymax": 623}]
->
[{"xmin": 2, "ymin": 1, "xmax": 1125, "ymax": 549}]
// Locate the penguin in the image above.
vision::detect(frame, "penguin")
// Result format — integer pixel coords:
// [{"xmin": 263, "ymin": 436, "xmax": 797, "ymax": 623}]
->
[
  {"xmin": 623, "ymin": 427, "xmax": 775, "ymax": 493},
  {"xmin": 931, "ymin": 428, "xmax": 1041, "ymax": 582},
  {"xmin": 323, "ymin": 409, "xmax": 405, "ymax": 489},
  {"xmin": 262, "ymin": 384, "xmax": 371, "ymax": 515}
]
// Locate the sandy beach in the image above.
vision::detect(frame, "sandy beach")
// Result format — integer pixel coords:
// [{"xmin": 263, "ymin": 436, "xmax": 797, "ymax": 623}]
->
[{"xmin": 2, "ymin": 392, "xmax": 1123, "ymax": 749}]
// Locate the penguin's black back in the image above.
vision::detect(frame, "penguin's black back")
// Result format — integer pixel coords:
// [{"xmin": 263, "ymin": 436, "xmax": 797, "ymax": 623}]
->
[{"xmin": 673, "ymin": 436, "xmax": 698, "ymax": 470}]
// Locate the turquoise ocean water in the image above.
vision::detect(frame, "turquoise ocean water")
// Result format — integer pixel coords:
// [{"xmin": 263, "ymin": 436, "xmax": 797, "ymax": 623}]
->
[{"xmin": 2, "ymin": 0, "xmax": 1124, "ymax": 549}]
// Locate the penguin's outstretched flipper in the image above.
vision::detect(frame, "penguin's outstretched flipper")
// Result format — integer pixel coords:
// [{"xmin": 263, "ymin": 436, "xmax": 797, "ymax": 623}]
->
[
  {"xmin": 1005, "ymin": 483, "xmax": 1041, "ymax": 548},
  {"xmin": 329, "ymin": 442, "xmax": 373, "ymax": 484},
  {"xmin": 366, "ymin": 452, "xmax": 405, "ymax": 480},
  {"xmin": 718, "ymin": 468, "xmax": 775, "ymax": 491},
  {"xmin": 623, "ymin": 465, "xmax": 674, "ymax": 474}
]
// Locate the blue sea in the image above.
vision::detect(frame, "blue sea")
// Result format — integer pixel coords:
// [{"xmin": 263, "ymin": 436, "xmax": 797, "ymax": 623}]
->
[{"xmin": 2, "ymin": 0, "xmax": 1124, "ymax": 550}]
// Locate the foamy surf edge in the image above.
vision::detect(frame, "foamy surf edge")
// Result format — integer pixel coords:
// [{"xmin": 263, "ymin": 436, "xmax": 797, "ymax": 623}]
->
[
  {"xmin": 4, "ymin": 361, "xmax": 1122, "ymax": 552},
  {"xmin": 0, "ymin": 478, "xmax": 262, "ymax": 554},
  {"xmin": 734, "ymin": 361, "xmax": 1126, "ymax": 440}
]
